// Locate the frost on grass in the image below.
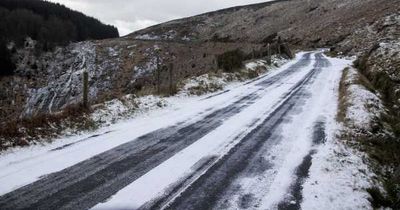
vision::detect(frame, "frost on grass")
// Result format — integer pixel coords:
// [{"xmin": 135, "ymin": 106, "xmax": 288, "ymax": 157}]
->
[
  {"xmin": 178, "ymin": 56, "xmax": 287, "ymax": 96},
  {"xmin": 344, "ymin": 68, "xmax": 384, "ymax": 131},
  {"xmin": 135, "ymin": 30, "xmax": 177, "ymax": 41},
  {"xmin": 24, "ymin": 42, "xmax": 97, "ymax": 116},
  {"xmin": 22, "ymin": 41, "xmax": 123, "ymax": 117},
  {"xmin": 302, "ymin": 64, "xmax": 384, "ymax": 210},
  {"xmin": 302, "ymin": 135, "xmax": 375, "ymax": 210},
  {"xmin": 91, "ymin": 95, "xmax": 168, "ymax": 126},
  {"xmin": 178, "ymin": 73, "xmax": 229, "ymax": 96}
]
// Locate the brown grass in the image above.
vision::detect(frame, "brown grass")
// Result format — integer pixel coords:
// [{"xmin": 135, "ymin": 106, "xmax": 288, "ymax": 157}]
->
[
  {"xmin": 0, "ymin": 103, "xmax": 97, "ymax": 151},
  {"xmin": 337, "ymin": 67, "xmax": 350, "ymax": 123}
]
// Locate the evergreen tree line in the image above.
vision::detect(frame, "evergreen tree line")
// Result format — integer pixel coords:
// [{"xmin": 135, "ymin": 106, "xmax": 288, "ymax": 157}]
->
[{"xmin": 0, "ymin": 0, "xmax": 119, "ymax": 76}]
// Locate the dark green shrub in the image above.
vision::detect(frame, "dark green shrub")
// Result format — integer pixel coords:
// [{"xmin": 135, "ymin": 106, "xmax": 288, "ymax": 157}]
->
[
  {"xmin": 0, "ymin": 40, "xmax": 15, "ymax": 76},
  {"xmin": 217, "ymin": 49, "xmax": 244, "ymax": 72},
  {"xmin": 353, "ymin": 55, "xmax": 368, "ymax": 73},
  {"xmin": 367, "ymin": 187, "xmax": 392, "ymax": 208}
]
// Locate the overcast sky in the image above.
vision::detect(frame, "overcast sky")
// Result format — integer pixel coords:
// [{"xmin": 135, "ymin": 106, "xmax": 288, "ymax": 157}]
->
[{"xmin": 47, "ymin": 0, "xmax": 270, "ymax": 36}]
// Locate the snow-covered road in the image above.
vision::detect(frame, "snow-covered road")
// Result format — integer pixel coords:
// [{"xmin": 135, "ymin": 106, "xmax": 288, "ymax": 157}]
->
[{"xmin": 0, "ymin": 52, "xmax": 353, "ymax": 210}]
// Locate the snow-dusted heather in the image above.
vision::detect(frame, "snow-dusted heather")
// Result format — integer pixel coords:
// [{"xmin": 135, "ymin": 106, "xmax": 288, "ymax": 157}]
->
[
  {"xmin": 135, "ymin": 30, "xmax": 177, "ymax": 41},
  {"xmin": 345, "ymin": 68, "xmax": 385, "ymax": 130},
  {"xmin": 179, "ymin": 56, "xmax": 288, "ymax": 96},
  {"xmin": 245, "ymin": 55, "xmax": 288, "ymax": 71},
  {"xmin": 135, "ymin": 34, "xmax": 161, "ymax": 40},
  {"xmin": 132, "ymin": 56, "xmax": 158, "ymax": 80},
  {"xmin": 178, "ymin": 73, "xmax": 230, "ymax": 96},
  {"xmin": 91, "ymin": 95, "xmax": 168, "ymax": 126},
  {"xmin": 131, "ymin": 45, "xmax": 162, "ymax": 81},
  {"xmin": 21, "ymin": 41, "xmax": 126, "ymax": 118},
  {"xmin": 24, "ymin": 42, "xmax": 97, "ymax": 116},
  {"xmin": 107, "ymin": 46, "xmax": 121, "ymax": 57},
  {"xmin": 181, "ymin": 36, "xmax": 191, "ymax": 41},
  {"xmin": 92, "ymin": 56, "xmax": 289, "ymax": 126}
]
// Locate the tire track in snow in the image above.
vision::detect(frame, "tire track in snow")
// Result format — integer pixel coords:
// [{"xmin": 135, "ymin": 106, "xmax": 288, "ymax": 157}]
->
[
  {"xmin": 158, "ymin": 53, "xmax": 328, "ymax": 210},
  {"xmin": 139, "ymin": 59, "xmax": 319, "ymax": 210},
  {"xmin": 277, "ymin": 53, "xmax": 331, "ymax": 210},
  {"xmin": 0, "ymin": 53, "xmax": 312, "ymax": 210},
  {"xmin": 276, "ymin": 120, "xmax": 327, "ymax": 210}
]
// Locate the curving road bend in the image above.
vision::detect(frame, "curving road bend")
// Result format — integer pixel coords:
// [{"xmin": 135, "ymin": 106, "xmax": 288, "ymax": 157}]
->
[{"xmin": 0, "ymin": 52, "xmax": 347, "ymax": 210}]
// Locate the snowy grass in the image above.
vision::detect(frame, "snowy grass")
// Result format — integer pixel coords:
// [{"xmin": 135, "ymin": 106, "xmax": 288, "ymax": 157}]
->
[
  {"xmin": 334, "ymin": 65, "xmax": 400, "ymax": 209},
  {"xmin": 302, "ymin": 135, "xmax": 375, "ymax": 210},
  {"xmin": 340, "ymin": 67, "xmax": 384, "ymax": 131},
  {"xmin": 91, "ymin": 95, "xmax": 168, "ymax": 126},
  {"xmin": 301, "ymin": 57, "xmax": 379, "ymax": 210},
  {"xmin": 178, "ymin": 56, "xmax": 287, "ymax": 96}
]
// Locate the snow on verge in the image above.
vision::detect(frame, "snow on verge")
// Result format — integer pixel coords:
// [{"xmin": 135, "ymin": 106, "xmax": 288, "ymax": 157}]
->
[
  {"xmin": 178, "ymin": 56, "xmax": 288, "ymax": 97},
  {"xmin": 91, "ymin": 95, "xmax": 168, "ymax": 126},
  {"xmin": 301, "ymin": 60, "xmax": 378, "ymax": 210},
  {"xmin": 344, "ymin": 68, "xmax": 384, "ymax": 130},
  {"xmin": 301, "ymin": 134, "xmax": 375, "ymax": 210}
]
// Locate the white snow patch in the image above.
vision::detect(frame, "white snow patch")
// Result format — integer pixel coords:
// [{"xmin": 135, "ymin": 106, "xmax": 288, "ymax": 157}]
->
[
  {"xmin": 301, "ymin": 60, "xmax": 378, "ymax": 210},
  {"xmin": 135, "ymin": 31, "xmax": 177, "ymax": 40},
  {"xmin": 135, "ymin": 34, "xmax": 161, "ymax": 40},
  {"xmin": 91, "ymin": 95, "xmax": 167, "ymax": 126},
  {"xmin": 301, "ymin": 136, "xmax": 374, "ymax": 210},
  {"xmin": 179, "ymin": 56, "xmax": 288, "ymax": 96},
  {"xmin": 178, "ymin": 73, "xmax": 229, "ymax": 96},
  {"xmin": 345, "ymin": 68, "xmax": 384, "ymax": 130}
]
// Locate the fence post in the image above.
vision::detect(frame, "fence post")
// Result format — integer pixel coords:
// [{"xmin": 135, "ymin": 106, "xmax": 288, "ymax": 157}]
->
[
  {"xmin": 83, "ymin": 71, "xmax": 89, "ymax": 108},
  {"xmin": 213, "ymin": 55, "xmax": 218, "ymax": 72},
  {"xmin": 169, "ymin": 63, "xmax": 174, "ymax": 95},
  {"xmin": 267, "ymin": 43, "xmax": 272, "ymax": 65},
  {"xmin": 277, "ymin": 42, "xmax": 281, "ymax": 55},
  {"xmin": 156, "ymin": 48, "xmax": 161, "ymax": 95},
  {"xmin": 277, "ymin": 36, "xmax": 282, "ymax": 55}
]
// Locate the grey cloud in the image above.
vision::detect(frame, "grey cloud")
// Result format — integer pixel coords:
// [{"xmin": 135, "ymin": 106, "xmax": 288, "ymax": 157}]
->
[{"xmin": 48, "ymin": 0, "xmax": 269, "ymax": 36}]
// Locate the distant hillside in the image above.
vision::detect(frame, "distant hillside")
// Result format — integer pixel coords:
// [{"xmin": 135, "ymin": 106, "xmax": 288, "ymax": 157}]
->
[{"xmin": 0, "ymin": 0, "xmax": 119, "ymax": 76}]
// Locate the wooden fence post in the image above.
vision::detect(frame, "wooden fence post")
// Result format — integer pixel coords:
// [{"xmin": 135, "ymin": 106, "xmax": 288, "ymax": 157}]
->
[
  {"xmin": 156, "ymin": 54, "xmax": 161, "ymax": 95},
  {"xmin": 267, "ymin": 43, "xmax": 272, "ymax": 65},
  {"xmin": 83, "ymin": 71, "xmax": 89, "ymax": 108},
  {"xmin": 277, "ymin": 42, "xmax": 281, "ymax": 55},
  {"xmin": 213, "ymin": 55, "xmax": 218, "ymax": 72},
  {"xmin": 169, "ymin": 63, "xmax": 174, "ymax": 95}
]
